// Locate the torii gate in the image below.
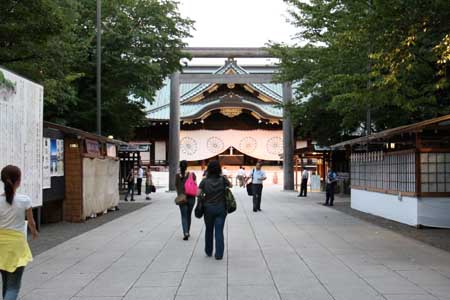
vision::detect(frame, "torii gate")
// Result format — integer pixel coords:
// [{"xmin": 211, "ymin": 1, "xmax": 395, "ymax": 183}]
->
[{"xmin": 168, "ymin": 47, "xmax": 294, "ymax": 191}]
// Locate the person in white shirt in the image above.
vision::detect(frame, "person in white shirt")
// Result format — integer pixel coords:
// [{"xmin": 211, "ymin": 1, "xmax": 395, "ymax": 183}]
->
[
  {"xmin": 136, "ymin": 166, "xmax": 144, "ymax": 196},
  {"xmin": 236, "ymin": 166, "xmax": 246, "ymax": 187},
  {"xmin": 246, "ymin": 161, "xmax": 267, "ymax": 212},
  {"xmin": 0, "ymin": 165, "xmax": 38, "ymax": 300},
  {"xmin": 298, "ymin": 169, "xmax": 309, "ymax": 197}
]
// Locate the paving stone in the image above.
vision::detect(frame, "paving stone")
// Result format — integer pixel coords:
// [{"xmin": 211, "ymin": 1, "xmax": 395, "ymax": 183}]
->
[
  {"xmin": 228, "ymin": 285, "xmax": 280, "ymax": 300},
  {"xmin": 12, "ymin": 187, "xmax": 450, "ymax": 300},
  {"xmin": 123, "ymin": 286, "xmax": 178, "ymax": 300}
]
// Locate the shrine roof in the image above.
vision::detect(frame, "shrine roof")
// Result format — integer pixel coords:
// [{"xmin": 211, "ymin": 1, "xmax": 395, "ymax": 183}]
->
[
  {"xmin": 145, "ymin": 61, "xmax": 283, "ymax": 120},
  {"xmin": 146, "ymin": 99, "xmax": 283, "ymax": 120}
]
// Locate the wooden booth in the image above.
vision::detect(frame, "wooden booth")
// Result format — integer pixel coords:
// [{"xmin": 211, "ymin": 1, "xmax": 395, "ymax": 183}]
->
[
  {"xmin": 44, "ymin": 122, "xmax": 126, "ymax": 222},
  {"xmin": 332, "ymin": 115, "xmax": 450, "ymax": 228}
]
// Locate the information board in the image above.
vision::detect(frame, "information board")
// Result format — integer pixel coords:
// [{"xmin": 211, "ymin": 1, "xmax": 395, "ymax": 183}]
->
[{"xmin": 0, "ymin": 68, "xmax": 43, "ymax": 207}]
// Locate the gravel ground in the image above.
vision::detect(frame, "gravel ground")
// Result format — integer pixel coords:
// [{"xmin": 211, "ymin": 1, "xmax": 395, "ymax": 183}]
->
[
  {"xmin": 331, "ymin": 197, "xmax": 450, "ymax": 253},
  {"xmin": 28, "ymin": 202, "xmax": 149, "ymax": 255}
]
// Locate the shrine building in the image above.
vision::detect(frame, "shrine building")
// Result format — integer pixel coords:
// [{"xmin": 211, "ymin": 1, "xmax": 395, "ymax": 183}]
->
[{"xmin": 131, "ymin": 48, "xmax": 297, "ymax": 191}]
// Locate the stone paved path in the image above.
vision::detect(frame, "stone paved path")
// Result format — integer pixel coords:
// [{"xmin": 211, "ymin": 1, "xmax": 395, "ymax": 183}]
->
[{"xmin": 10, "ymin": 187, "xmax": 450, "ymax": 300}]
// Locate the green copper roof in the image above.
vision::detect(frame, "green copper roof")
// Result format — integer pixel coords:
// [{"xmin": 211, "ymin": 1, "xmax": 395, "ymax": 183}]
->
[{"xmin": 146, "ymin": 61, "xmax": 283, "ymax": 120}]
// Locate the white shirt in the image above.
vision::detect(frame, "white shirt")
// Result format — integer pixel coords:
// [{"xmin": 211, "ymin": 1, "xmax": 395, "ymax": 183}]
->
[
  {"xmin": 0, "ymin": 194, "xmax": 32, "ymax": 233},
  {"xmin": 138, "ymin": 168, "xmax": 144, "ymax": 179},
  {"xmin": 249, "ymin": 169, "xmax": 266, "ymax": 184},
  {"xmin": 302, "ymin": 170, "xmax": 309, "ymax": 179},
  {"xmin": 222, "ymin": 169, "xmax": 229, "ymax": 176},
  {"xmin": 237, "ymin": 169, "xmax": 245, "ymax": 177}
]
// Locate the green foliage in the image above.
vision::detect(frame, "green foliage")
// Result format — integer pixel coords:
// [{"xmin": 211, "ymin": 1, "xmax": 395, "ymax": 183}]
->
[
  {"xmin": 272, "ymin": 0, "xmax": 450, "ymax": 145},
  {"xmin": 0, "ymin": 0, "xmax": 193, "ymax": 139},
  {"xmin": 0, "ymin": 71, "xmax": 15, "ymax": 91}
]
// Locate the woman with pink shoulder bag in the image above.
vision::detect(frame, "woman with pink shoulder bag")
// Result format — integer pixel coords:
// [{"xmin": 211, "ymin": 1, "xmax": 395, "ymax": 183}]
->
[{"xmin": 175, "ymin": 160, "xmax": 197, "ymax": 240}]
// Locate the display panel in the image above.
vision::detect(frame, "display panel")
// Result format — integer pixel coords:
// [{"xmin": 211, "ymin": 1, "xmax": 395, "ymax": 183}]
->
[{"xmin": 0, "ymin": 68, "xmax": 43, "ymax": 207}]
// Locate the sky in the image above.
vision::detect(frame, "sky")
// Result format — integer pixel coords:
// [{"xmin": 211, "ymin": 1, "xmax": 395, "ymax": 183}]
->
[{"xmin": 177, "ymin": 0, "xmax": 298, "ymax": 65}]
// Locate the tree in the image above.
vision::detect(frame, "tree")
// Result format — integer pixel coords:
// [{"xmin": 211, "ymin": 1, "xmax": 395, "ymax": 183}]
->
[
  {"xmin": 272, "ymin": 0, "xmax": 450, "ymax": 145},
  {"xmin": 0, "ymin": 0, "xmax": 193, "ymax": 139},
  {"xmin": 0, "ymin": 0, "xmax": 83, "ymax": 112}
]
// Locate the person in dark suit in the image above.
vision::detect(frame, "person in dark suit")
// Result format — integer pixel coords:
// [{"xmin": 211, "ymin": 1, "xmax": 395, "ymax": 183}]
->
[
  {"xmin": 298, "ymin": 169, "xmax": 309, "ymax": 197},
  {"xmin": 324, "ymin": 169, "xmax": 338, "ymax": 206}
]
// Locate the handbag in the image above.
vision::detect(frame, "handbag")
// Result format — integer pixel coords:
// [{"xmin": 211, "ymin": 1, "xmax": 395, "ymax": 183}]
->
[
  {"xmin": 246, "ymin": 169, "xmax": 255, "ymax": 196},
  {"xmin": 150, "ymin": 185, "xmax": 156, "ymax": 193},
  {"xmin": 224, "ymin": 188, "xmax": 237, "ymax": 214},
  {"xmin": 194, "ymin": 193, "xmax": 205, "ymax": 218},
  {"xmin": 184, "ymin": 172, "xmax": 198, "ymax": 196},
  {"xmin": 246, "ymin": 183, "xmax": 253, "ymax": 196},
  {"xmin": 175, "ymin": 194, "xmax": 187, "ymax": 205}
]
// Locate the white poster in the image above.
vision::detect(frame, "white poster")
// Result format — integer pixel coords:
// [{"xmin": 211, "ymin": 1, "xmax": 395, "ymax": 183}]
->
[
  {"xmin": 0, "ymin": 68, "xmax": 43, "ymax": 207},
  {"xmin": 57, "ymin": 139, "xmax": 64, "ymax": 176},
  {"xmin": 155, "ymin": 141, "xmax": 166, "ymax": 162},
  {"xmin": 43, "ymin": 138, "xmax": 51, "ymax": 189},
  {"xmin": 106, "ymin": 143, "xmax": 117, "ymax": 158}
]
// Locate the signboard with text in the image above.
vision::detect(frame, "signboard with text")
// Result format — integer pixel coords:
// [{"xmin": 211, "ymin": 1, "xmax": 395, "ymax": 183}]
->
[{"xmin": 0, "ymin": 68, "xmax": 43, "ymax": 207}]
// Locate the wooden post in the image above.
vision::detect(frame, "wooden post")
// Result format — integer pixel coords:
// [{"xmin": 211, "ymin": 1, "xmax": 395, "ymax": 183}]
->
[
  {"xmin": 295, "ymin": 156, "xmax": 299, "ymax": 192},
  {"xmin": 415, "ymin": 132, "xmax": 421, "ymax": 195}
]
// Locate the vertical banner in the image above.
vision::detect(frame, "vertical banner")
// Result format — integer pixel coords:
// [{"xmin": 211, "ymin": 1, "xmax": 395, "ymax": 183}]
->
[
  {"xmin": 57, "ymin": 139, "xmax": 64, "ymax": 176},
  {"xmin": 42, "ymin": 138, "xmax": 51, "ymax": 189}
]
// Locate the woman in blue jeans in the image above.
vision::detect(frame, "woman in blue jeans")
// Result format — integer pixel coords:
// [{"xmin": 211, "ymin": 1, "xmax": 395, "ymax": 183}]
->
[
  {"xmin": 175, "ymin": 160, "xmax": 196, "ymax": 240},
  {"xmin": 197, "ymin": 160, "xmax": 232, "ymax": 260},
  {"xmin": 0, "ymin": 165, "xmax": 39, "ymax": 300}
]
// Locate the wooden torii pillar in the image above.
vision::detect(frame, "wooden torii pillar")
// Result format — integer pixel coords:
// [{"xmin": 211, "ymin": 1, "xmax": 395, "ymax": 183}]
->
[{"xmin": 168, "ymin": 47, "xmax": 295, "ymax": 191}]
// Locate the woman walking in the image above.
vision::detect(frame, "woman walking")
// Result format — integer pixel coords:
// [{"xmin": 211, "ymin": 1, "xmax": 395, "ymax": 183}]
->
[
  {"xmin": 145, "ymin": 166, "xmax": 154, "ymax": 201},
  {"xmin": 175, "ymin": 160, "xmax": 197, "ymax": 240},
  {"xmin": 197, "ymin": 160, "xmax": 232, "ymax": 260},
  {"xmin": 0, "ymin": 165, "xmax": 38, "ymax": 300},
  {"xmin": 124, "ymin": 168, "xmax": 135, "ymax": 202}
]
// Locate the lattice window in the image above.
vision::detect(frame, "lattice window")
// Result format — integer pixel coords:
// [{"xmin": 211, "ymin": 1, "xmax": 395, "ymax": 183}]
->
[
  {"xmin": 420, "ymin": 153, "xmax": 450, "ymax": 193},
  {"xmin": 351, "ymin": 151, "xmax": 416, "ymax": 193}
]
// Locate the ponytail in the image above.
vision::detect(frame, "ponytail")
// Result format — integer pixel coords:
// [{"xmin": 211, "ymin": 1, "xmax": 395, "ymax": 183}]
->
[
  {"xmin": 1, "ymin": 165, "xmax": 21, "ymax": 205},
  {"xmin": 179, "ymin": 160, "xmax": 188, "ymax": 177}
]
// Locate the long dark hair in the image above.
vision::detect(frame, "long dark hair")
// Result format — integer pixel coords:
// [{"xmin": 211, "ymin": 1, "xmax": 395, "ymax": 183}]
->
[
  {"xmin": 180, "ymin": 160, "xmax": 188, "ymax": 177},
  {"xmin": 1, "ymin": 165, "xmax": 21, "ymax": 205},
  {"xmin": 206, "ymin": 160, "xmax": 222, "ymax": 178}
]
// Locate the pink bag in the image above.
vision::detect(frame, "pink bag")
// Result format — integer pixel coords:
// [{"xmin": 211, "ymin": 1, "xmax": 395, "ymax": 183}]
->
[{"xmin": 184, "ymin": 172, "xmax": 198, "ymax": 196}]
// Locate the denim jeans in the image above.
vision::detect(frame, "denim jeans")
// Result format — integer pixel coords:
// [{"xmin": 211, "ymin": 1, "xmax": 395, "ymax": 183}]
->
[
  {"xmin": 252, "ymin": 184, "xmax": 263, "ymax": 210},
  {"xmin": 1, "ymin": 267, "xmax": 24, "ymax": 300},
  {"xmin": 204, "ymin": 202, "xmax": 226, "ymax": 258},
  {"xmin": 124, "ymin": 182, "xmax": 134, "ymax": 200},
  {"xmin": 179, "ymin": 196, "xmax": 195, "ymax": 235}
]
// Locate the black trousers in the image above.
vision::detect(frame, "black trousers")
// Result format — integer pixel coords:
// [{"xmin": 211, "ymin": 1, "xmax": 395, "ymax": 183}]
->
[
  {"xmin": 136, "ymin": 178, "xmax": 143, "ymax": 195},
  {"xmin": 252, "ymin": 184, "xmax": 263, "ymax": 210},
  {"xmin": 299, "ymin": 178, "xmax": 308, "ymax": 196},
  {"xmin": 326, "ymin": 183, "xmax": 336, "ymax": 205}
]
